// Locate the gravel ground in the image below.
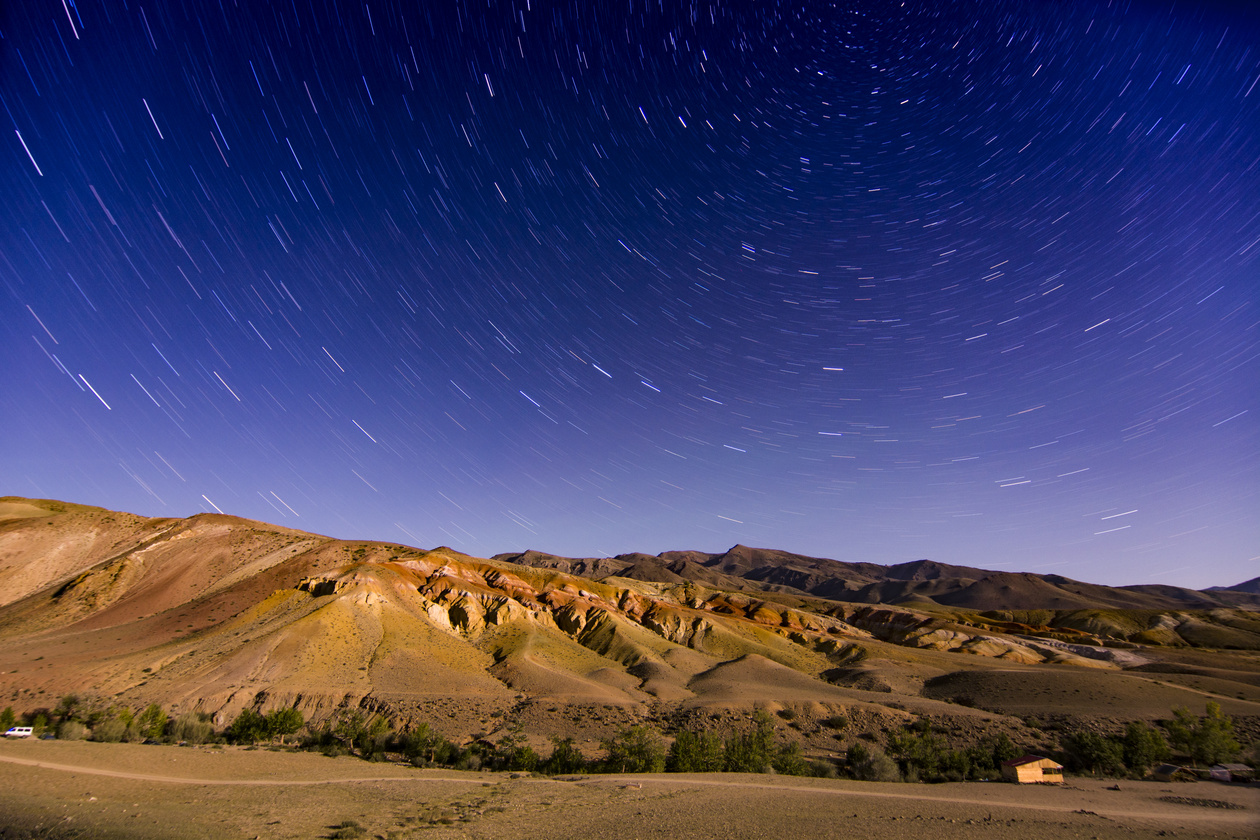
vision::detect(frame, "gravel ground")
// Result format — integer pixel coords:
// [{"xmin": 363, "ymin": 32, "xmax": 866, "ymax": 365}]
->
[{"xmin": 0, "ymin": 740, "xmax": 1255, "ymax": 840}]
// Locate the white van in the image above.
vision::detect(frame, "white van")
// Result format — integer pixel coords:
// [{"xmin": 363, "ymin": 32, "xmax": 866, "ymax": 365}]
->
[{"xmin": 3, "ymin": 726, "xmax": 33, "ymax": 738}]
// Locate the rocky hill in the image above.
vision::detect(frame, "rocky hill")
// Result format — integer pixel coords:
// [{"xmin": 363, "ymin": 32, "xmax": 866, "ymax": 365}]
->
[
  {"xmin": 1210, "ymin": 575, "xmax": 1260, "ymax": 595},
  {"xmin": 494, "ymin": 546, "xmax": 1260, "ymax": 611},
  {"xmin": 1, "ymin": 497, "xmax": 1258, "ymax": 746}
]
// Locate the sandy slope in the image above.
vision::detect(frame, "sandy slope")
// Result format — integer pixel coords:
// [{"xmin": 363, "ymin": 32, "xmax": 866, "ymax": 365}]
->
[
  {"xmin": 1, "ymin": 497, "xmax": 1259, "ymax": 756},
  {"xmin": 0, "ymin": 740, "xmax": 1255, "ymax": 840}
]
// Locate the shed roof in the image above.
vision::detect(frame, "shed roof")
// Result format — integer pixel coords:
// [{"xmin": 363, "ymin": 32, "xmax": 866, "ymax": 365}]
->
[
  {"xmin": 1003, "ymin": 755, "xmax": 1063, "ymax": 769},
  {"xmin": 1155, "ymin": 764, "xmax": 1191, "ymax": 773}
]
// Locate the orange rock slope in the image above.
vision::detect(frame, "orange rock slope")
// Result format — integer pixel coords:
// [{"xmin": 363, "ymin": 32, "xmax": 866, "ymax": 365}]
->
[{"xmin": 1, "ymin": 497, "xmax": 1258, "ymax": 731}]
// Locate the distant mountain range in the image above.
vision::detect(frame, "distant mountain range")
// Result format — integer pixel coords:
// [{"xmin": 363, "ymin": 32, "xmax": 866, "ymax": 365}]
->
[
  {"xmin": 1209, "ymin": 575, "xmax": 1260, "ymax": 595},
  {"xmin": 1, "ymin": 497, "xmax": 1257, "ymax": 739},
  {"xmin": 494, "ymin": 545, "xmax": 1260, "ymax": 611}
]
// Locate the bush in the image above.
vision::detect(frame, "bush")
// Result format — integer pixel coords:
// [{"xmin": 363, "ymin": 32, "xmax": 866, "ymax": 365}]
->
[
  {"xmin": 544, "ymin": 736, "xmax": 587, "ymax": 775},
  {"xmin": 332, "ymin": 710, "xmax": 368, "ymax": 752},
  {"xmin": 724, "ymin": 711, "xmax": 776, "ymax": 773},
  {"xmin": 491, "ymin": 722, "xmax": 538, "ymax": 772},
  {"xmin": 847, "ymin": 744, "xmax": 901, "ymax": 782},
  {"xmin": 136, "ymin": 704, "xmax": 168, "ymax": 741},
  {"xmin": 602, "ymin": 725, "xmax": 666, "ymax": 774},
  {"xmin": 358, "ymin": 716, "xmax": 394, "ymax": 762},
  {"xmin": 266, "ymin": 707, "xmax": 304, "ymax": 743},
  {"xmin": 91, "ymin": 717, "xmax": 127, "ymax": 743},
  {"xmin": 962, "ymin": 734, "xmax": 1019, "ymax": 780},
  {"xmin": 320, "ymin": 741, "xmax": 348, "ymax": 758},
  {"xmin": 1167, "ymin": 702, "xmax": 1241, "ymax": 766},
  {"xmin": 401, "ymin": 723, "xmax": 461, "ymax": 767},
  {"xmin": 228, "ymin": 709, "xmax": 269, "ymax": 744},
  {"xmin": 55, "ymin": 695, "xmax": 80, "ymax": 724},
  {"xmin": 169, "ymin": 711, "xmax": 215, "ymax": 744},
  {"xmin": 771, "ymin": 741, "xmax": 809, "ymax": 776},
  {"xmin": 453, "ymin": 751, "xmax": 482, "ymax": 771},
  {"xmin": 987, "ymin": 733, "xmax": 1020, "ymax": 766},
  {"xmin": 807, "ymin": 758, "xmax": 839, "ymax": 778},
  {"xmin": 57, "ymin": 720, "xmax": 90, "ymax": 741},
  {"xmin": 888, "ymin": 722, "xmax": 950, "ymax": 780},
  {"xmin": 1121, "ymin": 721, "xmax": 1170, "ymax": 773},
  {"xmin": 1062, "ymin": 731, "xmax": 1125, "ymax": 776},
  {"xmin": 667, "ymin": 729, "xmax": 725, "ymax": 773},
  {"xmin": 0, "ymin": 707, "xmax": 15, "ymax": 732}
]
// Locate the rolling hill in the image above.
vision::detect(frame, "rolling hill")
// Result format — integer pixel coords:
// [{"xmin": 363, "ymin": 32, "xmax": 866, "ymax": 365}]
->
[{"xmin": 1, "ymin": 496, "xmax": 1258, "ymax": 750}]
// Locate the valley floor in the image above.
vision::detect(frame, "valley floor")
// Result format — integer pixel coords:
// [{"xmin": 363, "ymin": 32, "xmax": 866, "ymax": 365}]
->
[{"xmin": 0, "ymin": 740, "xmax": 1255, "ymax": 840}]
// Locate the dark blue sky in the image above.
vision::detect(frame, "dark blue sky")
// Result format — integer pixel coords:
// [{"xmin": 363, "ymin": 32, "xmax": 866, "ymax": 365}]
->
[{"xmin": 3, "ymin": 1, "xmax": 1256, "ymax": 588}]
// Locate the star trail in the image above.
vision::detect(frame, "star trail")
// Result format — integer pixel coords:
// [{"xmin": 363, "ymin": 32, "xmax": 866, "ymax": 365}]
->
[{"xmin": 3, "ymin": 1, "xmax": 1257, "ymax": 588}]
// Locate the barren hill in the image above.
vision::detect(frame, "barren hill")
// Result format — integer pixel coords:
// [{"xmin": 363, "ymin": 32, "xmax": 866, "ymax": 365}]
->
[
  {"xmin": 1210, "ymin": 575, "xmax": 1260, "ymax": 595},
  {"xmin": 494, "ymin": 545, "xmax": 1260, "ymax": 611},
  {"xmin": 1, "ymin": 497, "xmax": 1258, "ymax": 749}
]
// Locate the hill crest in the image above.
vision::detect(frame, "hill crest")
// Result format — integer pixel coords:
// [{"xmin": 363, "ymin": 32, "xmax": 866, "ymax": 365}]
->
[{"xmin": 2, "ymin": 497, "xmax": 1258, "ymax": 737}]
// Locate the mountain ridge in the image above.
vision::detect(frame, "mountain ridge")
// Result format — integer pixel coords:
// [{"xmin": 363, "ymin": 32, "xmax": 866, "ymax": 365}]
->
[
  {"xmin": 2, "ymin": 496, "xmax": 1258, "ymax": 741},
  {"xmin": 493, "ymin": 544, "xmax": 1260, "ymax": 611}
]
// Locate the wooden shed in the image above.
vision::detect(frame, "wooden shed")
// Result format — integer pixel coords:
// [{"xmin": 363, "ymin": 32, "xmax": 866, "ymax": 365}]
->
[
  {"xmin": 1153, "ymin": 763, "xmax": 1197, "ymax": 782},
  {"xmin": 1001, "ymin": 755, "xmax": 1064, "ymax": 784}
]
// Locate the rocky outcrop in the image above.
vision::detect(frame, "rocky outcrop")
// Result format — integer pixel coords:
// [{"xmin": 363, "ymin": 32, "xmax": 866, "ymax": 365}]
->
[{"xmin": 297, "ymin": 577, "xmax": 343, "ymax": 597}]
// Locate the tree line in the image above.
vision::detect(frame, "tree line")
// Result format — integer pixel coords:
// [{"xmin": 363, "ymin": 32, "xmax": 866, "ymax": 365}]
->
[{"xmin": 2, "ymin": 698, "xmax": 1247, "ymax": 781}]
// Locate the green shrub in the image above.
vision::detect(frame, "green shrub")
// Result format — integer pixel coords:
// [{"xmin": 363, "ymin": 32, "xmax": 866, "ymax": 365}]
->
[
  {"xmin": 847, "ymin": 744, "xmax": 901, "ymax": 782},
  {"xmin": 169, "ymin": 711, "xmax": 215, "ymax": 744},
  {"xmin": 228, "ymin": 709, "xmax": 269, "ymax": 744},
  {"xmin": 807, "ymin": 758, "xmax": 839, "ymax": 778},
  {"xmin": 402, "ymin": 722, "xmax": 460, "ymax": 767},
  {"xmin": 544, "ymin": 736, "xmax": 587, "ymax": 774},
  {"xmin": 888, "ymin": 722, "xmax": 950, "ymax": 780},
  {"xmin": 724, "ymin": 711, "xmax": 776, "ymax": 773},
  {"xmin": 771, "ymin": 741, "xmax": 809, "ymax": 776},
  {"xmin": 136, "ymin": 704, "xmax": 168, "ymax": 741},
  {"xmin": 1167, "ymin": 702, "xmax": 1241, "ymax": 766},
  {"xmin": 266, "ymin": 707, "xmax": 304, "ymax": 743},
  {"xmin": 1121, "ymin": 721, "xmax": 1170, "ymax": 773},
  {"xmin": 1062, "ymin": 731, "xmax": 1125, "ymax": 776},
  {"xmin": 988, "ymin": 732, "xmax": 1020, "ymax": 765},
  {"xmin": 358, "ymin": 716, "xmax": 394, "ymax": 761},
  {"xmin": 57, "ymin": 720, "xmax": 90, "ymax": 740},
  {"xmin": 91, "ymin": 717, "xmax": 127, "ymax": 743},
  {"xmin": 332, "ymin": 710, "xmax": 368, "ymax": 752},
  {"xmin": 55, "ymin": 695, "xmax": 80, "ymax": 724},
  {"xmin": 602, "ymin": 725, "xmax": 666, "ymax": 773},
  {"xmin": 490, "ymin": 722, "xmax": 538, "ymax": 771},
  {"xmin": 454, "ymin": 750, "xmax": 482, "ymax": 771},
  {"xmin": 962, "ymin": 733, "xmax": 1019, "ymax": 779},
  {"xmin": 667, "ymin": 729, "xmax": 725, "ymax": 773}
]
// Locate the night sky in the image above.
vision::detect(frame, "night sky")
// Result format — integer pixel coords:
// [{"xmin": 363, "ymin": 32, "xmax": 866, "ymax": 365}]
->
[{"xmin": 3, "ymin": 1, "xmax": 1257, "ymax": 589}]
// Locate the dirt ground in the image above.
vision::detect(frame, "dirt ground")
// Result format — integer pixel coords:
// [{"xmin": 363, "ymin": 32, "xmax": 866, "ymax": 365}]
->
[{"xmin": 0, "ymin": 740, "xmax": 1255, "ymax": 840}]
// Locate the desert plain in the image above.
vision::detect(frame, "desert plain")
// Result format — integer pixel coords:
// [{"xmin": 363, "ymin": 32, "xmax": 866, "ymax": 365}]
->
[{"xmin": 0, "ymin": 739, "xmax": 1256, "ymax": 840}]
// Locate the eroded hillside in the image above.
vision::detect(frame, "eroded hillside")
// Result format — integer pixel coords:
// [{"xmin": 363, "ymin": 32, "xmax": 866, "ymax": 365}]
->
[{"xmin": 1, "ymin": 497, "xmax": 1258, "ymax": 747}]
